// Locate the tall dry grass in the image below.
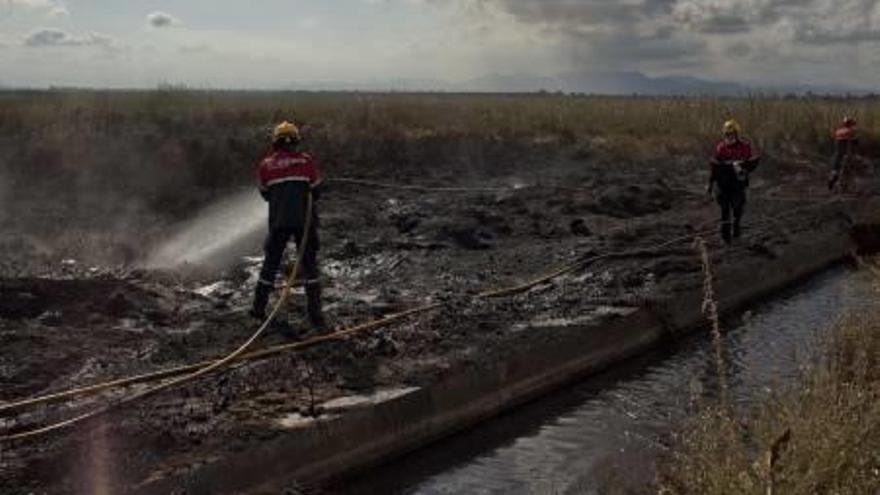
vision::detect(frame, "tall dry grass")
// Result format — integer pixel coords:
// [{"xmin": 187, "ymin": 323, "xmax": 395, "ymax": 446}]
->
[
  {"xmin": 2, "ymin": 90, "xmax": 878, "ymax": 203},
  {"xmin": 2, "ymin": 90, "xmax": 879, "ymax": 169},
  {"xmin": 659, "ymin": 266, "xmax": 880, "ymax": 495}
]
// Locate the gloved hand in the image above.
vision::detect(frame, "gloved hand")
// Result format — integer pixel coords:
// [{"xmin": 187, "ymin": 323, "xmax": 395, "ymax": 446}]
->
[{"xmin": 731, "ymin": 160, "xmax": 749, "ymax": 182}]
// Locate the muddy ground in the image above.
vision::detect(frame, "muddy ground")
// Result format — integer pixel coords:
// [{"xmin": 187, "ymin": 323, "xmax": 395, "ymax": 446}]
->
[{"xmin": 0, "ymin": 149, "xmax": 866, "ymax": 494}]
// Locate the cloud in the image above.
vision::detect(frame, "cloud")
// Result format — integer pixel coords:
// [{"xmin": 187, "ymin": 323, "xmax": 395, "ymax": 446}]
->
[
  {"xmin": 484, "ymin": 0, "xmax": 706, "ymax": 68},
  {"xmin": 179, "ymin": 43, "xmax": 213, "ymax": 54},
  {"xmin": 478, "ymin": 0, "xmax": 880, "ymax": 83},
  {"xmin": 147, "ymin": 11, "xmax": 180, "ymax": 28},
  {"xmin": 1, "ymin": 0, "xmax": 69, "ymax": 18},
  {"xmin": 46, "ymin": 4, "xmax": 68, "ymax": 17},
  {"xmin": 1, "ymin": 0, "xmax": 54, "ymax": 9},
  {"xmin": 24, "ymin": 28, "xmax": 116, "ymax": 48},
  {"xmin": 671, "ymin": 0, "xmax": 780, "ymax": 33},
  {"xmin": 788, "ymin": 0, "xmax": 880, "ymax": 44}
]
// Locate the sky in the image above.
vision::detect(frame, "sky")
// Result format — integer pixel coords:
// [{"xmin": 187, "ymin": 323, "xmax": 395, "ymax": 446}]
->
[{"xmin": 0, "ymin": 0, "xmax": 878, "ymax": 90}]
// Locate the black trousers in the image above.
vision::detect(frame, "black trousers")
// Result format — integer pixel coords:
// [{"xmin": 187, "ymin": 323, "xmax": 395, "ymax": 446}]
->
[
  {"xmin": 716, "ymin": 187, "xmax": 746, "ymax": 243},
  {"xmin": 832, "ymin": 149, "xmax": 847, "ymax": 173},
  {"xmin": 832, "ymin": 140, "xmax": 855, "ymax": 173},
  {"xmin": 257, "ymin": 224, "xmax": 320, "ymax": 290}
]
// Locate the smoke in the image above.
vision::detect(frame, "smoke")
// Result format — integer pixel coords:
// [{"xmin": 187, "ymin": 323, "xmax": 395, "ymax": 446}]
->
[{"xmin": 143, "ymin": 190, "xmax": 266, "ymax": 271}]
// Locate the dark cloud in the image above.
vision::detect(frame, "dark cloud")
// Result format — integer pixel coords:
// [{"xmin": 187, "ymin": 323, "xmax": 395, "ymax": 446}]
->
[
  {"xmin": 791, "ymin": 1, "xmax": 880, "ymax": 44},
  {"xmin": 728, "ymin": 41, "xmax": 752, "ymax": 58},
  {"xmin": 24, "ymin": 28, "xmax": 115, "ymax": 47},
  {"xmin": 695, "ymin": 14, "xmax": 750, "ymax": 34},
  {"xmin": 672, "ymin": 0, "xmax": 880, "ymax": 39},
  {"xmin": 796, "ymin": 27, "xmax": 880, "ymax": 44},
  {"xmin": 485, "ymin": 0, "xmax": 880, "ymax": 78},
  {"xmin": 560, "ymin": 26, "xmax": 706, "ymax": 67},
  {"xmin": 147, "ymin": 11, "xmax": 179, "ymax": 28},
  {"xmin": 490, "ymin": 0, "xmax": 677, "ymax": 25},
  {"xmin": 488, "ymin": 0, "xmax": 705, "ymax": 68}
]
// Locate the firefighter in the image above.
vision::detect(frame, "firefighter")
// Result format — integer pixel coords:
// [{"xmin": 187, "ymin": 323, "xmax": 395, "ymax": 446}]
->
[
  {"xmin": 251, "ymin": 121, "xmax": 327, "ymax": 334},
  {"xmin": 827, "ymin": 116, "xmax": 859, "ymax": 191},
  {"xmin": 707, "ymin": 119, "xmax": 760, "ymax": 244}
]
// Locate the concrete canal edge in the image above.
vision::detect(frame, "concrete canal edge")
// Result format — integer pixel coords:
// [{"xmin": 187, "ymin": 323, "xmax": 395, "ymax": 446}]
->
[{"xmin": 135, "ymin": 204, "xmax": 876, "ymax": 495}]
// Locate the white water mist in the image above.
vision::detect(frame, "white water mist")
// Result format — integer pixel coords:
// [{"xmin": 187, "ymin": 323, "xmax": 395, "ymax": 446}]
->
[{"xmin": 144, "ymin": 190, "xmax": 266, "ymax": 270}]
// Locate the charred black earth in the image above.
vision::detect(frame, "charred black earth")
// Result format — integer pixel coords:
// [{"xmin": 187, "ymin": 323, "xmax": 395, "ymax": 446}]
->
[{"xmin": 0, "ymin": 153, "xmax": 860, "ymax": 494}]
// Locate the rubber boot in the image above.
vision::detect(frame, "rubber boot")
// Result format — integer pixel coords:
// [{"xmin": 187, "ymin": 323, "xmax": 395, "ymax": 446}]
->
[
  {"xmin": 305, "ymin": 282, "xmax": 328, "ymax": 334},
  {"xmin": 721, "ymin": 222, "xmax": 732, "ymax": 245},
  {"xmin": 828, "ymin": 171, "xmax": 839, "ymax": 191},
  {"xmin": 250, "ymin": 282, "xmax": 272, "ymax": 320}
]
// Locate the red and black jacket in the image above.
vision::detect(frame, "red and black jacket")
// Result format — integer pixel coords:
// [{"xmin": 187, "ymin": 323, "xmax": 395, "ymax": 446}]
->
[
  {"xmin": 834, "ymin": 125, "xmax": 858, "ymax": 156},
  {"xmin": 709, "ymin": 138, "xmax": 759, "ymax": 191},
  {"xmin": 257, "ymin": 150, "xmax": 324, "ymax": 230},
  {"xmin": 834, "ymin": 125, "xmax": 858, "ymax": 142}
]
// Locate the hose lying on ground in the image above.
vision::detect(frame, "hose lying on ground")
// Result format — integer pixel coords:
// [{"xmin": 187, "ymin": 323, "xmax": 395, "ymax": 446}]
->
[{"xmin": 331, "ymin": 176, "xmax": 863, "ymax": 204}]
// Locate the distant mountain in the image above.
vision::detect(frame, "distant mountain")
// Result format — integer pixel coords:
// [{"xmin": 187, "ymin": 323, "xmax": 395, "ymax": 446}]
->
[
  {"xmin": 287, "ymin": 71, "xmax": 871, "ymax": 96},
  {"xmin": 455, "ymin": 71, "xmax": 748, "ymax": 95}
]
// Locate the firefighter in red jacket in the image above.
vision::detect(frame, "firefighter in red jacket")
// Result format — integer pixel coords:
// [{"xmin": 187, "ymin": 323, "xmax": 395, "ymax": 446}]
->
[
  {"xmin": 251, "ymin": 121, "xmax": 327, "ymax": 334},
  {"xmin": 827, "ymin": 116, "xmax": 859, "ymax": 191},
  {"xmin": 707, "ymin": 119, "xmax": 760, "ymax": 244}
]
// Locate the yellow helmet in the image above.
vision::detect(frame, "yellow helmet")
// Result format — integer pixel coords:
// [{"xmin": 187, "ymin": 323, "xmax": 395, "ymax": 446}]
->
[
  {"xmin": 722, "ymin": 119, "xmax": 742, "ymax": 136},
  {"xmin": 272, "ymin": 121, "xmax": 300, "ymax": 142}
]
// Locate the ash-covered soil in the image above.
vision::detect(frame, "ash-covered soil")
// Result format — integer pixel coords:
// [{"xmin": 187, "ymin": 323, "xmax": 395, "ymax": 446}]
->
[{"xmin": 0, "ymin": 153, "xmax": 859, "ymax": 494}]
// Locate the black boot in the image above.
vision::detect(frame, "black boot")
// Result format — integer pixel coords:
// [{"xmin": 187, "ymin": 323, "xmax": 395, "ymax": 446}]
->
[
  {"xmin": 250, "ymin": 282, "xmax": 272, "ymax": 320},
  {"xmin": 721, "ymin": 222, "xmax": 732, "ymax": 245},
  {"xmin": 252, "ymin": 283, "xmax": 300, "ymax": 339},
  {"xmin": 828, "ymin": 171, "xmax": 839, "ymax": 191},
  {"xmin": 305, "ymin": 282, "xmax": 328, "ymax": 334},
  {"xmin": 733, "ymin": 220, "xmax": 742, "ymax": 240}
]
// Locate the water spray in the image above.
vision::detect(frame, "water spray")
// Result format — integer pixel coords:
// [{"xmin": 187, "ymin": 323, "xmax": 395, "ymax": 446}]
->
[{"xmin": 143, "ymin": 190, "xmax": 265, "ymax": 271}]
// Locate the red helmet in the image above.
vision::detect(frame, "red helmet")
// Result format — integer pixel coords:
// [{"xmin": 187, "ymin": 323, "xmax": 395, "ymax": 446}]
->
[{"xmin": 843, "ymin": 116, "xmax": 856, "ymax": 127}]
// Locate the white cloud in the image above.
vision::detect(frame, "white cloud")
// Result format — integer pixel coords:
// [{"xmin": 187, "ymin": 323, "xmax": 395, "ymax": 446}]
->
[
  {"xmin": 1, "ymin": 0, "xmax": 68, "ymax": 17},
  {"xmin": 1, "ymin": 0, "xmax": 53, "ymax": 9},
  {"xmin": 147, "ymin": 11, "xmax": 180, "ymax": 28},
  {"xmin": 46, "ymin": 4, "xmax": 68, "ymax": 17},
  {"xmin": 179, "ymin": 43, "xmax": 213, "ymax": 54},
  {"xmin": 24, "ymin": 28, "xmax": 116, "ymax": 48}
]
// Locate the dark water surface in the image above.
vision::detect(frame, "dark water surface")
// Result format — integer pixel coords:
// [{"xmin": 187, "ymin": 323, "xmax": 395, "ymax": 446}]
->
[{"xmin": 336, "ymin": 266, "xmax": 875, "ymax": 495}]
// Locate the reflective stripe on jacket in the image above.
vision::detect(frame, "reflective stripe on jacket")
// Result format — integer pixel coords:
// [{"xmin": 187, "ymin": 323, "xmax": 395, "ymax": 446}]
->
[{"xmin": 257, "ymin": 150, "xmax": 323, "ymax": 230}]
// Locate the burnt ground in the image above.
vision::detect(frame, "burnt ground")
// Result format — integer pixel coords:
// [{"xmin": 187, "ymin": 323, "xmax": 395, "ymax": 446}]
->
[{"xmin": 0, "ymin": 153, "xmax": 869, "ymax": 494}]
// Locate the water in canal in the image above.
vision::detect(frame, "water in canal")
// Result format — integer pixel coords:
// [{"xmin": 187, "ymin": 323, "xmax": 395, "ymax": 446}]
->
[{"xmin": 336, "ymin": 265, "xmax": 877, "ymax": 494}]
